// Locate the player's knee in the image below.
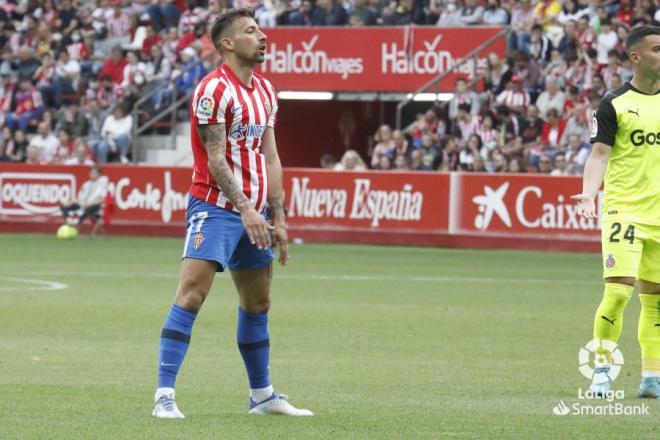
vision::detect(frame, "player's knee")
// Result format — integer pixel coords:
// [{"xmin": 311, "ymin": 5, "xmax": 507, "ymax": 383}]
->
[
  {"xmin": 244, "ymin": 297, "xmax": 271, "ymax": 314},
  {"xmin": 176, "ymin": 278, "xmax": 210, "ymax": 311}
]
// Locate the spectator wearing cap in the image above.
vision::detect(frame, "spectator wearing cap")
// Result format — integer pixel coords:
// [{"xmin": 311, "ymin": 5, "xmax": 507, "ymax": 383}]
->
[
  {"xmin": 4, "ymin": 77, "xmax": 43, "ymax": 132},
  {"xmin": 96, "ymin": 104, "xmax": 133, "ymax": 164},
  {"xmin": 147, "ymin": 0, "xmax": 183, "ymax": 32},
  {"xmin": 535, "ymin": 76, "xmax": 565, "ymax": 119},
  {"xmin": 98, "ymin": 47, "xmax": 128, "ymax": 85},
  {"xmin": 496, "ymin": 75, "xmax": 530, "ymax": 115}
]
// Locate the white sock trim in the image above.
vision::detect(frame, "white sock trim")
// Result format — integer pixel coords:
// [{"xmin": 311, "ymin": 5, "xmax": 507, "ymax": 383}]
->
[
  {"xmin": 641, "ymin": 370, "xmax": 660, "ymax": 378},
  {"xmin": 155, "ymin": 387, "xmax": 175, "ymax": 402},
  {"xmin": 250, "ymin": 384, "xmax": 274, "ymax": 403}
]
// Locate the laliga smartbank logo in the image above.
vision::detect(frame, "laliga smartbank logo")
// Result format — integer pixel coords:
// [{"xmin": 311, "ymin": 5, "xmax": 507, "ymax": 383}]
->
[{"xmin": 551, "ymin": 339, "xmax": 650, "ymax": 417}]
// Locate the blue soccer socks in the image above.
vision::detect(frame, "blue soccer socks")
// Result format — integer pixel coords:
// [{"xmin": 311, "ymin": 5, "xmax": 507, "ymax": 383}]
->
[
  {"xmin": 237, "ymin": 307, "xmax": 272, "ymax": 391},
  {"xmin": 158, "ymin": 304, "xmax": 197, "ymax": 388}
]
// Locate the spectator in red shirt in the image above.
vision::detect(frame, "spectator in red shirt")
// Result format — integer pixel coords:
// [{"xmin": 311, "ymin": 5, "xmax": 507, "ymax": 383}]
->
[
  {"xmin": 98, "ymin": 46, "xmax": 128, "ymax": 84},
  {"xmin": 142, "ymin": 25, "xmax": 163, "ymax": 55},
  {"xmin": 540, "ymin": 108, "xmax": 566, "ymax": 150}
]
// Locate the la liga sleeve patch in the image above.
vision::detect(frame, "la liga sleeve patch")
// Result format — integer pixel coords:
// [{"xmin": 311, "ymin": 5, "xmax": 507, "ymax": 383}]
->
[
  {"xmin": 591, "ymin": 112, "xmax": 598, "ymax": 138},
  {"xmin": 196, "ymin": 95, "xmax": 215, "ymax": 119}
]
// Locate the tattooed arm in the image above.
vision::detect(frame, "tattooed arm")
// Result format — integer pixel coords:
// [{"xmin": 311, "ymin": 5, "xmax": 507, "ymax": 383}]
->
[
  {"xmin": 197, "ymin": 123, "xmax": 272, "ymax": 249},
  {"xmin": 261, "ymin": 126, "xmax": 288, "ymax": 265}
]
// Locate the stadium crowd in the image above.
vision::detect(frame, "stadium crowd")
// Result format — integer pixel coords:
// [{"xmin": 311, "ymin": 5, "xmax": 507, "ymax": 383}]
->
[{"xmin": 0, "ymin": 0, "xmax": 657, "ymax": 173}]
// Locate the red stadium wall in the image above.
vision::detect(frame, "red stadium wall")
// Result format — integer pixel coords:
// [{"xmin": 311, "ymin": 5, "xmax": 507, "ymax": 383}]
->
[{"xmin": 0, "ymin": 164, "xmax": 600, "ymax": 252}]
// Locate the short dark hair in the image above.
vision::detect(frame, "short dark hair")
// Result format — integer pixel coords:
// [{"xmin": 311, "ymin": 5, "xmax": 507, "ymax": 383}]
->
[
  {"xmin": 210, "ymin": 8, "xmax": 255, "ymax": 51},
  {"xmin": 457, "ymin": 103, "xmax": 471, "ymax": 113},
  {"xmin": 625, "ymin": 25, "xmax": 660, "ymax": 52}
]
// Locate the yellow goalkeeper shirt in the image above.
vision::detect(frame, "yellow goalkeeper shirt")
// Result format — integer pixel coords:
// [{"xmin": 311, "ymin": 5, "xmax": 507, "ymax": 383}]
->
[{"xmin": 591, "ymin": 82, "xmax": 660, "ymax": 226}]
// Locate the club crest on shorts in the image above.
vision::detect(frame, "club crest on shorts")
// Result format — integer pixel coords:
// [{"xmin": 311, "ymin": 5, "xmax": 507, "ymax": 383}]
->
[
  {"xmin": 605, "ymin": 254, "xmax": 616, "ymax": 269},
  {"xmin": 193, "ymin": 232, "xmax": 204, "ymax": 250}
]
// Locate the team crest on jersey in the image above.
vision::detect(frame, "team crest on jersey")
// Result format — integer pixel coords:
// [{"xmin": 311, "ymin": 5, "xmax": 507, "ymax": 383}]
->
[
  {"xmin": 193, "ymin": 232, "xmax": 204, "ymax": 250},
  {"xmin": 196, "ymin": 96, "xmax": 215, "ymax": 119},
  {"xmin": 605, "ymin": 254, "xmax": 616, "ymax": 269}
]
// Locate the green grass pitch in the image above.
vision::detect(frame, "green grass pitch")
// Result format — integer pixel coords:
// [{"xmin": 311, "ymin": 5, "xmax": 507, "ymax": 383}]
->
[{"xmin": 0, "ymin": 233, "xmax": 658, "ymax": 439}]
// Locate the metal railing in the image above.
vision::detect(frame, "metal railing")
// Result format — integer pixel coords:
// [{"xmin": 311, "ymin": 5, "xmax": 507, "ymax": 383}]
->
[
  {"xmin": 131, "ymin": 52, "xmax": 220, "ymax": 163},
  {"xmin": 395, "ymin": 28, "xmax": 508, "ymax": 130}
]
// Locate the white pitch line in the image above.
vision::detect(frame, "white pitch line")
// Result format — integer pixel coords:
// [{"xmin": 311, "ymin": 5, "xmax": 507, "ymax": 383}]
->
[
  {"xmin": 0, "ymin": 277, "xmax": 69, "ymax": 292},
  {"xmin": 9, "ymin": 271, "xmax": 601, "ymax": 286}
]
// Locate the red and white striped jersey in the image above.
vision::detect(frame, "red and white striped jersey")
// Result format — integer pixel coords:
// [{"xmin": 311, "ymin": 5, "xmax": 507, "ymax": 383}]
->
[{"xmin": 189, "ymin": 64, "xmax": 278, "ymax": 213}]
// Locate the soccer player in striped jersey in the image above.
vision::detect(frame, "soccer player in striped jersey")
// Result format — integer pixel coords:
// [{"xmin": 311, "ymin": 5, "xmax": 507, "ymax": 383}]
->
[{"xmin": 153, "ymin": 8, "xmax": 313, "ymax": 418}]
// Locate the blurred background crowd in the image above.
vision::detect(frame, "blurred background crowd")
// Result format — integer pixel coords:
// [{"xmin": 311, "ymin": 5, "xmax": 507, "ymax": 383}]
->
[{"xmin": 0, "ymin": 0, "xmax": 658, "ymax": 174}]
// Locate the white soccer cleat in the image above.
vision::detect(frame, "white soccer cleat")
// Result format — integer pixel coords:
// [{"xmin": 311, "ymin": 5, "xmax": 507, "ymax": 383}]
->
[
  {"xmin": 153, "ymin": 393, "xmax": 185, "ymax": 419},
  {"xmin": 248, "ymin": 392, "xmax": 313, "ymax": 416}
]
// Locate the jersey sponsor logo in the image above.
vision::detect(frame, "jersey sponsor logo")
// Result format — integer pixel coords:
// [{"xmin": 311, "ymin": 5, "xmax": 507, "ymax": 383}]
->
[
  {"xmin": 629, "ymin": 130, "xmax": 660, "ymax": 147},
  {"xmin": 196, "ymin": 95, "xmax": 215, "ymax": 119},
  {"xmin": 229, "ymin": 123, "xmax": 267, "ymax": 141},
  {"xmin": 0, "ymin": 172, "xmax": 76, "ymax": 215}
]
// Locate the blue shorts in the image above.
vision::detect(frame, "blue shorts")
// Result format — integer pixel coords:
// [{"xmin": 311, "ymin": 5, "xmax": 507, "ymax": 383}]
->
[{"xmin": 182, "ymin": 195, "xmax": 274, "ymax": 272}]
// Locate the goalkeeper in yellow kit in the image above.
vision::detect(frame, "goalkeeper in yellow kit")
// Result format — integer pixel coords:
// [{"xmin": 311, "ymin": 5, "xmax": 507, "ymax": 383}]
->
[{"xmin": 572, "ymin": 25, "xmax": 660, "ymax": 398}]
